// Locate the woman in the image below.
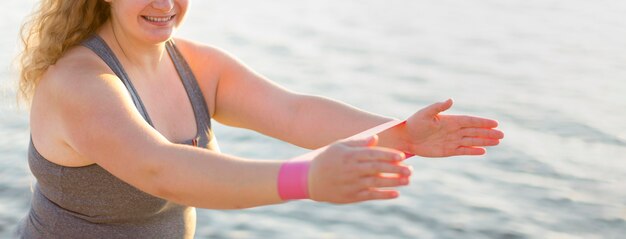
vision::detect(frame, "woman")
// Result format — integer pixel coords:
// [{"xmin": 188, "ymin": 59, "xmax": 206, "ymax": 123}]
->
[{"xmin": 16, "ymin": 0, "xmax": 504, "ymax": 238}]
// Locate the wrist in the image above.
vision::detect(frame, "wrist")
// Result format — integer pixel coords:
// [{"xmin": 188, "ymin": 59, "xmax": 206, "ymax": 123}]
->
[
  {"xmin": 378, "ymin": 121, "xmax": 414, "ymax": 156},
  {"xmin": 277, "ymin": 159, "xmax": 311, "ymax": 201}
]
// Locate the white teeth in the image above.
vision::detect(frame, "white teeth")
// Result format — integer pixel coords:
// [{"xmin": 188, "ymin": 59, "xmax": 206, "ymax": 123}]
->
[{"xmin": 143, "ymin": 15, "xmax": 173, "ymax": 22}]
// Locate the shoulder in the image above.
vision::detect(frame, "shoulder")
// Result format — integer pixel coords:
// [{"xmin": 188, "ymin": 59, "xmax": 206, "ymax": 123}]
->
[
  {"xmin": 31, "ymin": 45, "xmax": 137, "ymax": 166},
  {"xmin": 171, "ymin": 37, "xmax": 230, "ymax": 60},
  {"xmin": 38, "ymin": 46, "xmax": 118, "ymax": 97},
  {"xmin": 171, "ymin": 37, "xmax": 244, "ymax": 73},
  {"xmin": 169, "ymin": 38, "xmax": 252, "ymax": 117},
  {"xmin": 34, "ymin": 45, "xmax": 141, "ymax": 124},
  {"xmin": 33, "ymin": 45, "xmax": 133, "ymax": 123}
]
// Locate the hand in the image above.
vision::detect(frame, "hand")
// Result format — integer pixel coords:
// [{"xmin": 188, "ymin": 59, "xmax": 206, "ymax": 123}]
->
[
  {"xmin": 308, "ymin": 135, "xmax": 412, "ymax": 204},
  {"xmin": 402, "ymin": 99, "xmax": 504, "ymax": 157}
]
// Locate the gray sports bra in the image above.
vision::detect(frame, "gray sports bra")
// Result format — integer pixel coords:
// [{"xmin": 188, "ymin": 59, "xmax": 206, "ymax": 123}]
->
[{"xmin": 17, "ymin": 35, "xmax": 217, "ymax": 239}]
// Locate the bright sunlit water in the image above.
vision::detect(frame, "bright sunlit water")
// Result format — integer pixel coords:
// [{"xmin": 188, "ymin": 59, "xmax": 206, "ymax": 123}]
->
[{"xmin": 1, "ymin": 0, "xmax": 625, "ymax": 238}]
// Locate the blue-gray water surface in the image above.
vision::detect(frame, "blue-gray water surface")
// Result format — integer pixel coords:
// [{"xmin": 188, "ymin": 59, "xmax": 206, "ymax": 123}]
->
[{"xmin": 1, "ymin": 0, "xmax": 625, "ymax": 238}]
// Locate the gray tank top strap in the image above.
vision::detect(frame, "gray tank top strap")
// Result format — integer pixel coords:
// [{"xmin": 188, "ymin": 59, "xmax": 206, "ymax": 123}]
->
[
  {"xmin": 81, "ymin": 35, "xmax": 154, "ymax": 126},
  {"xmin": 165, "ymin": 40, "xmax": 212, "ymax": 134}
]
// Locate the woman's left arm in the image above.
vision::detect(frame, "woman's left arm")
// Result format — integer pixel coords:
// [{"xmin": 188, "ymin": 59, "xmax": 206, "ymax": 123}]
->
[{"xmin": 177, "ymin": 39, "xmax": 503, "ymax": 155}]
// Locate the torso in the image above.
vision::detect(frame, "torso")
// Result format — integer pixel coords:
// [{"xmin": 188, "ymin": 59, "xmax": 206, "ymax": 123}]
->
[
  {"xmin": 116, "ymin": 46, "xmax": 197, "ymax": 143},
  {"xmin": 20, "ymin": 35, "xmax": 219, "ymax": 238},
  {"xmin": 30, "ymin": 36, "xmax": 218, "ymax": 167}
]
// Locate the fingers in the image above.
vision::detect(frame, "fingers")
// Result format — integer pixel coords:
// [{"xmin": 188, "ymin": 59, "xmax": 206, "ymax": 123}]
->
[
  {"xmin": 457, "ymin": 116, "xmax": 499, "ymax": 128},
  {"xmin": 360, "ymin": 175, "xmax": 409, "ymax": 188},
  {"xmin": 341, "ymin": 135, "xmax": 379, "ymax": 147},
  {"xmin": 346, "ymin": 147, "xmax": 412, "ymax": 202},
  {"xmin": 314, "ymin": 137, "xmax": 413, "ymax": 204},
  {"xmin": 349, "ymin": 147, "xmax": 405, "ymax": 162},
  {"xmin": 355, "ymin": 188, "xmax": 399, "ymax": 201},
  {"xmin": 356, "ymin": 162, "xmax": 412, "ymax": 176},
  {"xmin": 454, "ymin": 146, "xmax": 486, "ymax": 156},
  {"xmin": 421, "ymin": 98, "xmax": 454, "ymax": 118},
  {"xmin": 460, "ymin": 128, "xmax": 504, "ymax": 139},
  {"xmin": 347, "ymin": 147, "xmax": 411, "ymax": 176},
  {"xmin": 349, "ymin": 175, "xmax": 410, "ymax": 202},
  {"xmin": 460, "ymin": 137, "xmax": 500, "ymax": 147}
]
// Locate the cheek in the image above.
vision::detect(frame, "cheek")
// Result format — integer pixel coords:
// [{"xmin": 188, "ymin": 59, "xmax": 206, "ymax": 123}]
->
[
  {"xmin": 178, "ymin": 0, "xmax": 190, "ymax": 9},
  {"xmin": 175, "ymin": 1, "xmax": 190, "ymax": 24},
  {"xmin": 111, "ymin": 3, "xmax": 143, "ymax": 24}
]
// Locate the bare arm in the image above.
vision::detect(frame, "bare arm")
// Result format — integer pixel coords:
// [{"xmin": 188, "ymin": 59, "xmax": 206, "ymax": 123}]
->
[
  {"xmin": 47, "ymin": 57, "xmax": 410, "ymax": 209},
  {"xmin": 54, "ymin": 72, "xmax": 282, "ymax": 209},
  {"xmin": 178, "ymin": 40, "xmax": 397, "ymax": 149},
  {"xmin": 181, "ymin": 40, "xmax": 502, "ymax": 155}
]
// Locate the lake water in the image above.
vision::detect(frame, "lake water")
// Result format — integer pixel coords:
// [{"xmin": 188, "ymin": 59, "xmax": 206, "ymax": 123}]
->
[{"xmin": 1, "ymin": 0, "xmax": 625, "ymax": 238}]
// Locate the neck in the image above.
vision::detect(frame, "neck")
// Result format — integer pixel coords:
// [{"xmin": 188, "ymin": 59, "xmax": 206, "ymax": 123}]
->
[{"xmin": 99, "ymin": 21, "xmax": 168, "ymax": 73}]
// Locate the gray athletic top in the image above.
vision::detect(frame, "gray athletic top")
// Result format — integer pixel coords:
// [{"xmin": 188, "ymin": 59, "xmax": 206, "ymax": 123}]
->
[{"xmin": 17, "ymin": 35, "xmax": 217, "ymax": 239}]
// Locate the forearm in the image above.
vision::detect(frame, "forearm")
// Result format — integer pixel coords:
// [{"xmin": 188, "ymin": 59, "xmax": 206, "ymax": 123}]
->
[
  {"xmin": 149, "ymin": 143, "xmax": 284, "ymax": 209},
  {"xmin": 286, "ymin": 95, "xmax": 408, "ymax": 151}
]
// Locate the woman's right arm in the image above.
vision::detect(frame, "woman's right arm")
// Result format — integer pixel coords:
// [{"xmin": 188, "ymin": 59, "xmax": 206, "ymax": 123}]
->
[{"xmin": 46, "ymin": 56, "xmax": 412, "ymax": 209}]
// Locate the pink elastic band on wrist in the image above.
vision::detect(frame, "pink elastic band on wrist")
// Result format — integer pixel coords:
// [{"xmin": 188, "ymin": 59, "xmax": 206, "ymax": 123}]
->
[
  {"xmin": 278, "ymin": 160, "xmax": 311, "ymax": 200},
  {"xmin": 277, "ymin": 120, "xmax": 413, "ymax": 201}
]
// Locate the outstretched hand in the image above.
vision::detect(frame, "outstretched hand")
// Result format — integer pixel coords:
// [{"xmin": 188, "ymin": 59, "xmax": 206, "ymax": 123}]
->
[
  {"xmin": 401, "ymin": 99, "xmax": 504, "ymax": 157},
  {"xmin": 309, "ymin": 136, "xmax": 412, "ymax": 204}
]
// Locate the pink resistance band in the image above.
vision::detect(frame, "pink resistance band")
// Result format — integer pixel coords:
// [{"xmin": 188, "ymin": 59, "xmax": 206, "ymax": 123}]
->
[{"xmin": 277, "ymin": 120, "xmax": 412, "ymax": 200}]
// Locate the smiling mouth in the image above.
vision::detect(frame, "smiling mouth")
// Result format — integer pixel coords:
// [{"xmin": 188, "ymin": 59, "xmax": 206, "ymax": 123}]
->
[{"xmin": 142, "ymin": 15, "xmax": 175, "ymax": 23}]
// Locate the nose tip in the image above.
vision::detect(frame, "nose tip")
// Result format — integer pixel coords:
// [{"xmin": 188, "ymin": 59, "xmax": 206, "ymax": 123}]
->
[{"xmin": 152, "ymin": 0, "xmax": 174, "ymax": 11}]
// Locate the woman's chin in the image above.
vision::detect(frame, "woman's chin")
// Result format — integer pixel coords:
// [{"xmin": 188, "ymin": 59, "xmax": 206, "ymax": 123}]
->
[{"xmin": 143, "ymin": 30, "xmax": 176, "ymax": 43}]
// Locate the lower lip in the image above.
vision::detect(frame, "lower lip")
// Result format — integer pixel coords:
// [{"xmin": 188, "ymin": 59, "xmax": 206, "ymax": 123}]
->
[{"xmin": 142, "ymin": 15, "xmax": 175, "ymax": 27}]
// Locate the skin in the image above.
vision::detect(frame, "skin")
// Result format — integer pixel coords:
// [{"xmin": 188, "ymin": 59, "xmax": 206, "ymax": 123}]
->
[{"xmin": 29, "ymin": 0, "xmax": 503, "ymax": 208}]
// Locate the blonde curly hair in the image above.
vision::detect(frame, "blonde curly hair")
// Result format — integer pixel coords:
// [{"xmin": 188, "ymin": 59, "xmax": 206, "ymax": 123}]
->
[{"xmin": 18, "ymin": 0, "xmax": 110, "ymax": 102}]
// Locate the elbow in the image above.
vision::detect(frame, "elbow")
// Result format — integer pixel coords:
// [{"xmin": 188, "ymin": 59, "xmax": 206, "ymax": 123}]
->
[
  {"xmin": 145, "ymin": 160, "xmax": 186, "ymax": 203},
  {"xmin": 151, "ymin": 183, "xmax": 179, "ymax": 203},
  {"xmin": 137, "ymin": 148, "xmax": 182, "ymax": 202},
  {"xmin": 146, "ymin": 168, "xmax": 172, "ymax": 201}
]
